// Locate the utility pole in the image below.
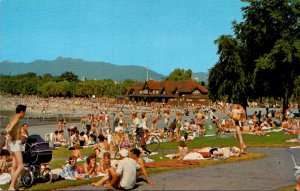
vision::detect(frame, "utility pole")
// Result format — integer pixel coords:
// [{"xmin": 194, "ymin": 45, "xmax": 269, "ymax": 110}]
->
[{"xmin": 146, "ymin": 67, "xmax": 149, "ymax": 81}]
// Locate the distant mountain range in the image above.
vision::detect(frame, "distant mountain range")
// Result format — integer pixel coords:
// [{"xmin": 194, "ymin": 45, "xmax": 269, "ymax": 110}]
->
[{"xmin": 0, "ymin": 57, "xmax": 208, "ymax": 82}]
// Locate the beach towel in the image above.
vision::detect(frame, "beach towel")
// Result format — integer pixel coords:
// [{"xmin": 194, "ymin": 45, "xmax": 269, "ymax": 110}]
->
[{"xmin": 183, "ymin": 152, "xmax": 204, "ymax": 160}]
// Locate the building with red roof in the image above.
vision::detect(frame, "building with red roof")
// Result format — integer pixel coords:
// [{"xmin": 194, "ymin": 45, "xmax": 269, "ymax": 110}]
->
[{"xmin": 126, "ymin": 80, "xmax": 209, "ymax": 106}]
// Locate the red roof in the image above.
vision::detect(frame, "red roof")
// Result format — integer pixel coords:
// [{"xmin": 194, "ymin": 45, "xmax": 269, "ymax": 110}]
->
[{"xmin": 128, "ymin": 80, "xmax": 208, "ymax": 96}]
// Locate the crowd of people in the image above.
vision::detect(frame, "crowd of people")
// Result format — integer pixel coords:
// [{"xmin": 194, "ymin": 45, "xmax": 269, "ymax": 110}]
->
[{"xmin": 0, "ymin": 95, "xmax": 300, "ymax": 190}]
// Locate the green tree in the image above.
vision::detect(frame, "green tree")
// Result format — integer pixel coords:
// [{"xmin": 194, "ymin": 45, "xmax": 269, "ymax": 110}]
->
[
  {"xmin": 59, "ymin": 71, "xmax": 79, "ymax": 82},
  {"xmin": 56, "ymin": 81, "xmax": 70, "ymax": 97},
  {"xmin": 74, "ymin": 81, "xmax": 94, "ymax": 97},
  {"xmin": 209, "ymin": 0, "xmax": 300, "ymax": 112},
  {"xmin": 166, "ymin": 68, "xmax": 192, "ymax": 81},
  {"xmin": 39, "ymin": 81, "xmax": 58, "ymax": 97},
  {"xmin": 208, "ymin": 35, "xmax": 248, "ymax": 106}
]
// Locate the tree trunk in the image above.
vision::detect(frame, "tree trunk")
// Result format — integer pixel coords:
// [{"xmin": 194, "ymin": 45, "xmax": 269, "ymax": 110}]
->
[
  {"xmin": 282, "ymin": 91, "xmax": 289, "ymax": 117},
  {"xmin": 241, "ymin": 98, "xmax": 248, "ymax": 119}
]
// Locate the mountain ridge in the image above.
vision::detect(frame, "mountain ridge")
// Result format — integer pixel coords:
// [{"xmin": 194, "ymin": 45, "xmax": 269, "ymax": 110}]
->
[{"xmin": 0, "ymin": 57, "xmax": 208, "ymax": 82}]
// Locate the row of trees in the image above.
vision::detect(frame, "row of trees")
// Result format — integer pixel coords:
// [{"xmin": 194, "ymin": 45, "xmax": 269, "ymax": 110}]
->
[
  {"xmin": 0, "ymin": 69, "xmax": 197, "ymax": 98},
  {"xmin": 0, "ymin": 72, "xmax": 137, "ymax": 98},
  {"xmin": 208, "ymin": 0, "xmax": 300, "ymax": 112}
]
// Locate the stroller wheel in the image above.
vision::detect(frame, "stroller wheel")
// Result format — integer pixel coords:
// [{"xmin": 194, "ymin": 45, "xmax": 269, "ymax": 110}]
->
[
  {"xmin": 21, "ymin": 168, "xmax": 34, "ymax": 187},
  {"xmin": 42, "ymin": 168, "xmax": 52, "ymax": 183}
]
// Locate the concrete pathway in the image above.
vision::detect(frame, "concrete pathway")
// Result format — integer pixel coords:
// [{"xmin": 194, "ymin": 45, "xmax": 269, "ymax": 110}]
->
[{"xmin": 63, "ymin": 147, "xmax": 299, "ymax": 190}]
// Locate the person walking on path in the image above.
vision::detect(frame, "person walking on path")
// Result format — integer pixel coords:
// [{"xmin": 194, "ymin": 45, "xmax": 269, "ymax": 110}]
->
[
  {"xmin": 228, "ymin": 104, "xmax": 247, "ymax": 153},
  {"xmin": 6, "ymin": 104, "xmax": 27, "ymax": 190}
]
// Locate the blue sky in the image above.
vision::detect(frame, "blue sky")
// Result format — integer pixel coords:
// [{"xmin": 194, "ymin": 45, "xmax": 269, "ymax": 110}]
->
[{"xmin": 0, "ymin": 0, "xmax": 246, "ymax": 76}]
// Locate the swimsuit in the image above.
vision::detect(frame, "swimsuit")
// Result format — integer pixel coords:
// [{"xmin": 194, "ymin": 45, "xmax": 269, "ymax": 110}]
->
[{"xmin": 9, "ymin": 140, "xmax": 22, "ymax": 152}]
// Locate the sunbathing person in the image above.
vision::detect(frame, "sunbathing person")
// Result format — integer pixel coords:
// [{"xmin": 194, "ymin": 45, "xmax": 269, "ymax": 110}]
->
[
  {"xmin": 72, "ymin": 144, "xmax": 83, "ymax": 161},
  {"xmin": 104, "ymin": 149, "xmax": 140, "ymax": 190},
  {"xmin": 0, "ymin": 131, "xmax": 10, "ymax": 173},
  {"xmin": 59, "ymin": 155, "xmax": 84, "ymax": 180},
  {"xmin": 254, "ymin": 124, "xmax": 265, "ymax": 136},
  {"xmin": 79, "ymin": 131, "xmax": 88, "ymax": 147},
  {"xmin": 166, "ymin": 141, "xmax": 189, "ymax": 160},
  {"xmin": 69, "ymin": 130, "xmax": 80, "ymax": 150},
  {"xmin": 193, "ymin": 147, "xmax": 213, "ymax": 158},
  {"xmin": 119, "ymin": 131, "xmax": 131, "ymax": 150},
  {"xmin": 130, "ymin": 148, "xmax": 156, "ymax": 184},
  {"xmin": 93, "ymin": 135, "xmax": 110, "ymax": 159},
  {"xmin": 83, "ymin": 154, "xmax": 99, "ymax": 178},
  {"xmin": 92, "ymin": 152, "xmax": 112, "ymax": 187},
  {"xmin": 209, "ymin": 146, "xmax": 241, "ymax": 159}
]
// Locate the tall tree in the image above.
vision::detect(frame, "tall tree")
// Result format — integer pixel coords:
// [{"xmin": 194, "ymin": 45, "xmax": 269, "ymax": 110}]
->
[
  {"xmin": 209, "ymin": 0, "xmax": 300, "ymax": 113},
  {"xmin": 208, "ymin": 35, "xmax": 248, "ymax": 107}
]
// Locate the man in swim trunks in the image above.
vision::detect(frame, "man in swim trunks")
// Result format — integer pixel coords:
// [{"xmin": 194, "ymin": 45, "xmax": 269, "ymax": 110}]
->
[{"xmin": 6, "ymin": 104, "xmax": 27, "ymax": 190}]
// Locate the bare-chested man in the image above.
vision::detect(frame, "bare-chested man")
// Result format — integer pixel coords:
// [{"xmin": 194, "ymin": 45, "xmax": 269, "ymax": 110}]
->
[{"xmin": 6, "ymin": 104, "xmax": 27, "ymax": 190}]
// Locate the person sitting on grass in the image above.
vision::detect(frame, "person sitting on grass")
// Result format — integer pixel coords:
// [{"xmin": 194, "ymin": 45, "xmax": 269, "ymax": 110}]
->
[
  {"xmin": 104, "ymin": 149, "xmax": 140, "ymax": 190},
  {"xmin": 166, "ymin": 141, "xmax": 189, "ymax": 160},
  {"xmin": 83, "ymin": 154, "xmax": 99, "ymax": 178},
  {"xmin": 0, "ymin": 131, "xmax": 10, "ymax": 173},
  {"xmin": 130, "ymin": 148, "xmax": 156, "ymax": 185},
  {"xmin": 93, "ymin": 135, "xmax": 110, "ymax": 159},
  {"xmin": 72, "ymin": 144, "xmax": 83, "ymax": 161},
  {"xmin": 92, "ymin": 152, "xmax": 112, "ymax": 187},
  {"xmin": 59, "ymin": 155, "xmax": 84, "ymax": 180},
  {"xmin": 79, "ymin": 131, "xmax": 88, "ymax": 147},
  {"xmin": 69, "ymin": 130, "xmax": 80, "ymax": 150},
  {"xmin": 56, "ymin": 130, "xmax": 67, "ymax": 146}
]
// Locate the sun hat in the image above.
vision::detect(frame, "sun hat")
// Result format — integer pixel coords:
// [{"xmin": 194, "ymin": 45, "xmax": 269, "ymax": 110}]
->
[{"xmin": 119, "ymin": 149, "xmax": 129, "ymax": 157}]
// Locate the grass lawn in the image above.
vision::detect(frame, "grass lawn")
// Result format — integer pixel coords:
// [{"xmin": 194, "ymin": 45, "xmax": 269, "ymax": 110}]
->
[{"xmin": 0, "ymin": 131, "xmax": 298, "ymax": 190}]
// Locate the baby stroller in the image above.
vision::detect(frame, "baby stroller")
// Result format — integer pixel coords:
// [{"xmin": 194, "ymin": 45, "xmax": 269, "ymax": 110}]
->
[{"xmin": 20, "ymin": 135, "xmax": 53, "ymax": 187}]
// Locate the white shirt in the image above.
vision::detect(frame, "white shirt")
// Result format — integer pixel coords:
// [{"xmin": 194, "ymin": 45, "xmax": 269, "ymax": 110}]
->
[
  {"xmin": 132, "ymin": 117, "xmax": 140, "ymax": 128},
  {"xmin": 141, "ymin": 117, "xmax": 148, "ymax": 129},
  {"xmin": 69, "ymin": 134, "xmax": 79, "ymax": 147},
  {"xmin": 116, "ymin": 157, "xmax": 140, "ymax": 190}
]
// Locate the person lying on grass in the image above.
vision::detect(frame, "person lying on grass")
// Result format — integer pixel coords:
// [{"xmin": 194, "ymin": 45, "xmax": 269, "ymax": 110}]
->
[{"xmin": 209, "ymin": 146, "xmax": 241, "ymax": 159}]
